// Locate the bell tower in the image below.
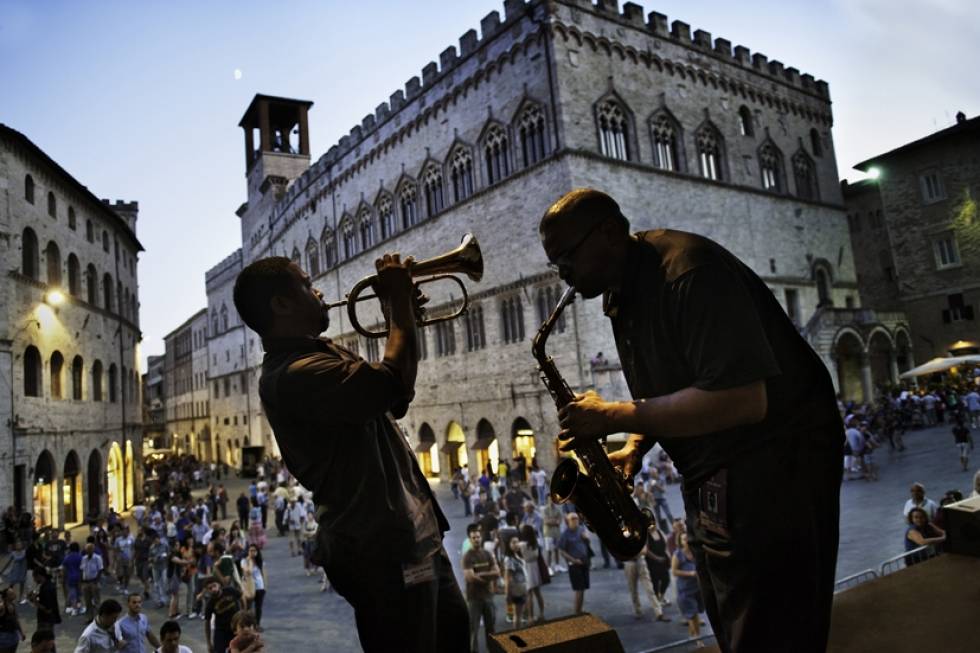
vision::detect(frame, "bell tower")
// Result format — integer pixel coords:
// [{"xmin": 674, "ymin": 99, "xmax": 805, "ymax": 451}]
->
[{"xmin": 238, "ymin": 94, "xmax": 314, "ymax": 197}]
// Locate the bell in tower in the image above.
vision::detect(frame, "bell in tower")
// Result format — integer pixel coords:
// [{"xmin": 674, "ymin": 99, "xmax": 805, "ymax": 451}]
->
[{"xmin": 238, "ymin": 93, "xmax": 314, "ymax": 184}]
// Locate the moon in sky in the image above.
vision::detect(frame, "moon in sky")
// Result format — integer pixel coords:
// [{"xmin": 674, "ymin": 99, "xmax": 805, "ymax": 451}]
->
[{"xmin": 233, "ymin": 69, "xmax": 243, "ymax": 80}]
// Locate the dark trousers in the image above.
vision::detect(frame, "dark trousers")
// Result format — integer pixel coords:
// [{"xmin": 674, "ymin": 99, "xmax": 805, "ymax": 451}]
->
[
  {"xmin": 682, "ymin": 426, "xmax": 843, "ymax": 653},
  {"xmin": 324, "ymin": 544, "xmax": 469, "ymax": 653}
]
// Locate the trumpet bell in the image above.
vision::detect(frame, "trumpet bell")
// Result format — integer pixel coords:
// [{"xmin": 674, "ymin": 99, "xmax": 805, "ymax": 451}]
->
[{"xmin": 412, "ymin": 232, "xmax": 483, "ymax": 283}]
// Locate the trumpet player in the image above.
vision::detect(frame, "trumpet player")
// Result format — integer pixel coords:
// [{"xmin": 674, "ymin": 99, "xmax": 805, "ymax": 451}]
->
[
  {"xmin": 233, "ymin": 254, "xmax": 468, "ymax": 653},
  {"xmin": 539, "ymin": 189, "xmax": 843, "ymax": 653}
]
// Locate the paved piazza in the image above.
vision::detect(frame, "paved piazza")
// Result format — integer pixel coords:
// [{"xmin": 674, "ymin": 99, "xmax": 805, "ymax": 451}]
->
[{"xmin": 39, "ymin": 424, "xmax": 973, "ymax": 652}]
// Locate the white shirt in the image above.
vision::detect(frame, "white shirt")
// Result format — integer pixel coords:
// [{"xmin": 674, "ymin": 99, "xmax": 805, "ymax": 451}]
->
[
  {"xmin": 155, "ymin": 647, "xmax": 192, "ymax": 653},
  {"xmin": 288, "ymin": 504, "xmax": 306, "ymax": 529},
  {"xmin": 74, "ymin": 619, "xmax": 117, "ymax": 653},
  {"xmin": 903, "ymin": 498, "xmax": 939, "ymax": 521},
  {"xmin": 531, "ymin": 469, "xmax": 547, "ymax": 488},
  {"xmin": 966, "ymin": 392, "xmax": 980, "ymax": 411}
]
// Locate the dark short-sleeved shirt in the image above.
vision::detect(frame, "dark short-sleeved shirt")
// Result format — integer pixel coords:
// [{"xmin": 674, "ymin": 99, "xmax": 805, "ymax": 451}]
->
[
  {"xmin": 205, "ymin": 585, "xmax": 242, "ymax": 636},
  {"xmin": 557, "ymin": 527, "xmax": 589, "ymax": 561},
  {"xmin": 604, "ymin": 230, "xmax": 841, "ymax": 485},
  {"xmin": 259, "ymin": 336, "xmax": 448, "ymax": 560},
  {"xmin": 462, "ymin": 548, "xmax": 496, "ymax": 601}
]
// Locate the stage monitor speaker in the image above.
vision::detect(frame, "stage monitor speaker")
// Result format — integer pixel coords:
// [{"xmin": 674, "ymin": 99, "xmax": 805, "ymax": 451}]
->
[
  {"xmin": 943, "ymin": 494, "xmax": 980, "ymax": 557},
  {"xmin": 487, "ymin": 613, "xmax": 624, "ymax": 653}
]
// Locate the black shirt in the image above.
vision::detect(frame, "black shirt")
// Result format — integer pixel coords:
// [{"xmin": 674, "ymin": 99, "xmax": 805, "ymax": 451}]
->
[
  {"xmin": 205, "ymin": 585, "xmax": 241, "ymax": 635},
  {"xmin": 604, "ymin": 230, "xmax": 840, "ymax": 485},
  {"xmin": 259, "ymin": 336, "xmax": 448, "ymax": 559}
]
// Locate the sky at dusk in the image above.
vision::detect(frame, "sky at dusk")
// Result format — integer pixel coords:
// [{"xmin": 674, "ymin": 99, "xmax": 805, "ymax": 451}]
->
[{"xmin": 2, "ymin": 0, "xmax": 979, "ymax": 370}]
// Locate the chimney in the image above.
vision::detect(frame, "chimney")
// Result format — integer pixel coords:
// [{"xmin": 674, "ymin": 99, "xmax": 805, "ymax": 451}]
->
[{"xmin": 956, "ymin": 111, "xmax": 967, "ymax": 124}]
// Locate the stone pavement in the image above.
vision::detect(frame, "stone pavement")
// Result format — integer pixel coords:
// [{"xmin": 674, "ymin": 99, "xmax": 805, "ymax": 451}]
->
[{"xmin": 36, "ymin": 422, "xmax": 974, "ymax": 652}]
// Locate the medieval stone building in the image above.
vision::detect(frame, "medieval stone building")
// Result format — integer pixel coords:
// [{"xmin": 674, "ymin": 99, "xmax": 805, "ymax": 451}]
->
[
  {"xmin": 192, "ymin": 0, "xmax": 892, "ymax": 478},
  {"xmin": 1, "ymin": 124, "xmax": 143, "ymax": 523}
]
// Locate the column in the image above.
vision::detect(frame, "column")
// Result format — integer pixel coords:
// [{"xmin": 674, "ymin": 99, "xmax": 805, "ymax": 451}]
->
[
  {"xmin": 860, "ymin": 353, "xmax": 874, "ymax": 404},
  {"xmin": 890, "ymin": 353, "xmax": 901, "ymax": 384}
]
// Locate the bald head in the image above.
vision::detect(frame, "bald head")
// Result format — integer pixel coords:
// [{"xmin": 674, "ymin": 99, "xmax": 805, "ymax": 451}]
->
[{"xmin": 539, "ymin": 188, "xmax": 628, "ymax": 241}]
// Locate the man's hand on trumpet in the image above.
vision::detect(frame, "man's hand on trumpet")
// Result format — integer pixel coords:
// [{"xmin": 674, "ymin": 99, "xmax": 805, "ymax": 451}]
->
[{"xmin": 372, "ymin": 253, "xmax": 429, "ymax": 324}]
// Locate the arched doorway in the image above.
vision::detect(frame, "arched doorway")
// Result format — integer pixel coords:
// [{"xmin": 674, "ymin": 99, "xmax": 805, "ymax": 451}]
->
[
  {"xmin": 416, "ymin": 423, "xmax": 440, "ymax": 477},
  {"xmin": 125, "ymin": 440, "xmax": 135, "ymax": 508},
  {"xmin": 473, "ymin": 419, "xmax": 499, "ymax": 477},
  {"xmin": 33, "ymin": 450, "xmax": 58, "ymax": 528},
  {"xmin": 895, "ymin": 329, "xmax": 913, "ymax": 375},
  {"xmin": 63, "ymin": 450, "xmax": 82, "ymax": 527},
  {"xmin": 834, "ymin": 330, "xmax": 866, "ymax": 403},
  {"xmin": 511, "ymin": 418, "xmax": 535, "ymax": 485},
  {"xmin": 107, "ymin": 442, "xmax": 124, "ymax": 512},
  {"xmin": 868, "ymin": 329, "xmax": 895, "ymax": 393},
  {"xmin": 87, "ymin": 450, "xmax": 103, "ymax": 518},
  {"xmin": 442, "ymin": 421, "xmax": 468, "ymax": 473}
]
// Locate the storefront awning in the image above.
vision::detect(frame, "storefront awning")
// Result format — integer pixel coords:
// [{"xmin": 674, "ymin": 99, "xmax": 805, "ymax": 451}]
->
[
  {"xmin": 899, "ymin": 355, "xmax": 980, "ymax": 379},
  {"xmin": 472, "ymin": 436, "xmax": 496, "ymax": 451},
  {"xmin": 440, "ymin": 441, "xmax": 463, "ymax": 455}
]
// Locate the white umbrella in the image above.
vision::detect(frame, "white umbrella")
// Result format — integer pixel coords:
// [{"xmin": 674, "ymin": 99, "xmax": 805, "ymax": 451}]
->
[{"xmin": 899, "ymin": 355, "xmax": 980, "ymax": 379}]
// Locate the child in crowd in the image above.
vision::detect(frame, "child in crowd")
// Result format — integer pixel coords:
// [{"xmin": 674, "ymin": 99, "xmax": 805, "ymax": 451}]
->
[{"xmin": 228, "ymin": 610, "xmax": 265, "ymax": 653}]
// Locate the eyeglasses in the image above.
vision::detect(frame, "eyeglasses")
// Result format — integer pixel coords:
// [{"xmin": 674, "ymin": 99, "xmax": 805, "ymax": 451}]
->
[{"xmin": 546, "ymin": 220, "xmax": 603, "ymax": 274}]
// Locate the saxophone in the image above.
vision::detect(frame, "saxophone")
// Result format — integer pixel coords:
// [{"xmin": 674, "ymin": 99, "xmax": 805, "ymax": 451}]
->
[{"xmin": 532, "ymin": 286, "xmax": 652, "ymax": 560}]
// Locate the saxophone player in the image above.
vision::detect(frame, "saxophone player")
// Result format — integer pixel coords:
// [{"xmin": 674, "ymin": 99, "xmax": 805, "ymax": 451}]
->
[
  {"xmin": 232, "ymin": 254, "xmax": 468, "ymax": 653},
  {"xmin": 538, "ymin": 189, "xmax": 843, "ymax": 653}
]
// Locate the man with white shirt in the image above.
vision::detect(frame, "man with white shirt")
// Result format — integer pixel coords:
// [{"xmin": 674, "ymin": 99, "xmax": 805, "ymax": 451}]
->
[
  {"xmin": 902, "ymin": 483, "xmax": 939, "ymax": 522},
  {"xmin": 80, "ymin": 541, "xmax": 104, "ymax": 618},
  {"xmin": 965, "ymin": 389, "xmax": 980, "ymax": 427},
  {"xmin": 155, "ymin": 620, "xmax": 191, "ymax": 653},
  {"xmin": 73, "ymin": 599, "xmax": 122, "ymax": 653}
]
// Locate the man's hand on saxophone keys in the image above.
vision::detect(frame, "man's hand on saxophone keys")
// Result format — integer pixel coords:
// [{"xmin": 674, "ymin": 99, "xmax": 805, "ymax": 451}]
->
[{"xmin": 557, "ymin": 389, "xmax": 624, "ymax": 451}]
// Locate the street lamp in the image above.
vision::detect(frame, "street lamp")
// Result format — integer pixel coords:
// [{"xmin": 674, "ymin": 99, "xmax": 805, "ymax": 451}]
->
[
  {"xmin": 44, "ymin": 289, "xmax": 66, "ymax": 306},
  {"xmin": 867, "ymin": 167, "xmax": 881, "ymax": 180}
]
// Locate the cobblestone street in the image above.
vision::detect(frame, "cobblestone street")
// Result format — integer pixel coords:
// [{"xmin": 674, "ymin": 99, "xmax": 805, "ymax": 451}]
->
[{"xmin": 37, "ymin": 423, "xmax": 973, "ymax": 652}]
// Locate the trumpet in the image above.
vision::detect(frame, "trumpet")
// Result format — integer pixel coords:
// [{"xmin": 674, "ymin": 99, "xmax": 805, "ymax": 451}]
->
[{"xmin": 324, "ymin": 233, "xmax": 483, "ymax": 338}]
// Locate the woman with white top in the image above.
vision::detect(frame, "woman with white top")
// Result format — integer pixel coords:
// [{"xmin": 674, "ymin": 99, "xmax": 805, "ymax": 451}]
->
[{"xmin": 241, "ymin": 544, "xmax": 266, "ymax": 629}]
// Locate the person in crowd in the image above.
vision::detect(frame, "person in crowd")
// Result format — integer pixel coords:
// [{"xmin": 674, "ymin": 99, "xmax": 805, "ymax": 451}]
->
[
  {"xmin": 672, "ymin": 533, "xmax": 705, "ymax": 648},
  {"xmin": 285, "ymin": 499, "xmax": 304, "ymax": 558},
  {"xmin": 6, "ymin": 541, "xmax": 27, "ymax": 603},
  {"xmin": 519, "ymin": 502, "xmax": 543, "ymax": 543},
  {"xmin": 169, "ymin": 537, "xmax": 196, "ymax": 620},
  {"xmin": 622, "ymin": 541, "xmax": 670, "ymax": 623},
  {"xmin": 235, "ymin": 494, "xmax": 250, "ymax": 532},
  {"xmin": 211, "ymin": 542, "xmax": 240, "ymax": 591},
  {"xmin": 972, "ymin": 470, "xmax": 980, "ymax": 498},
  {"xmin": 226, "ymin": 523, "xmax": 245, "ymax": 557},
  {"xmin": 73, "ymin": 598, "xmax": 123, "ymax": 653},
  {"xmin": 541, "ymin": 496, "xmax": 564, "ymax": 574},
  {"xmin": 247, "ymin": 500, "xmax": 266, "ymax": 552},
  {"xmin": 503, "ymin": 536, "xmax": 527, "ymax": 630},
  {"xmin": 114, "ymin": 593, "xmax": 161, "ymax": 653},
  {"xmin": 952, "ymin": 418, "xmax": 973, "ymax": 472},
  {"xmin": 228, "ymin": 610, "xmax": 264, "ymax": 653},
  {"xmin": 904, "ymin": 507, "xmax": 946, "ymax": 566},
  {"xmin": 517, "ymin": 525, "xmax": 545, "ymax": 623},
  {"xmin": 556, "ymin": 513, "xmax": 591, "ymax": 615},
  {"xmin": 301, "ymin": 510, "xmax": 318, "ymax": 576},
  {"xmin": 240, "ymin": 545, "xmax": 266, "ymax": 629},
  {"xmin": 0, "ymin": 587, "xmax": 26, "ymax": 653},
  {"xmin": 133, "ymin": 527, "xmax": 152, "ymax": 601},
  {"xmin": 462, "ymin": 524, "xmax": 498, "ymax": 653},
  {"xmin": 902, "ymin": 483, "xmax": 939, "ymax": 522},
  {"xmin": 29, "ymin": 629, "xmax": 55, "ymax": 653},
  {"xmin": 234, "ymin": 254, "xmax": 467, "ymax": 652},
  {"xmin": 114, "ymin": 526, "xmax": 135, "ymax": 595},
  {"xmin": 149, "ymin": 532, "xmax": 170, "ymax": 609},
  {"xmin": 217, "ymin": 485, "xmax": 229, "ymax": 521},
  {"xmin": 62, "ymin": 541, "xmax": 84, "ymax": 616},
  {"xmin": 648, "ymin": 469, "xmax": 674, "ymax": 525},
  {"xmin": 156, "ymin": 619, "xmax": 192, "ymax": 653},
  {"xmin": 80, "ymin": 542, "xmax": 104, "ymax": 620},
  {"xmin": 644, "ymin": 521, "xmax": 672, "ymax": 608},
  {"xmin": 28, "ymin": 567, "xmax": 60, "ymax": 635},
  {"xmin": 529, "ymin": 463, "xmax": 548, "ymax": 507},
  {"xmin": 203, "ymin": 576, "xmax": 243, "ymax": 653}
]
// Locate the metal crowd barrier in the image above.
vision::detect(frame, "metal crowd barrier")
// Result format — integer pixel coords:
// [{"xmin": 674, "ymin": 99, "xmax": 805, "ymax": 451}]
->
[
  {"xmin": 833, "ymin": 568, "xmax": 878, "ymax": 593},
  {"xmin": 640, "ymin": 634, "xmax": 718, "ymax": 652},
  {"xmin": 878, "ymin": 544, "xmax": 935, "ymax": 576}
]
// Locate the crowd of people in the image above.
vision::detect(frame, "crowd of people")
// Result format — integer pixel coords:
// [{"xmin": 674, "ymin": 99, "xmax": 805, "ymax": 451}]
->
[
  {"xmin": 0, "ymin": 454, "xmax": 326, "ymax": 653},
  {"xmin": 452, "ymin": 452, "xmax": 709, "ymax": 651}
]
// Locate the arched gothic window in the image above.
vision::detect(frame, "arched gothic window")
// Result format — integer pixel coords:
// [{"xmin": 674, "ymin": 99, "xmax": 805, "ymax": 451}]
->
[
  {"xmin": 67, "ymin": 254, "xmax": 80, "ymax": 296},
  {"xmin": 423, "ymin": 165, "xmax": 444, "ymax": 216},
  {"xmin": 793, "ymin": 150, "xmax": 819, "ymax": 200},
  {"xmin": 519, "ymin": 105, "xmax": 547, "ymax": 167},
  {"xmin": 814, "ymin": 264, "xmax": 833, "ymax": 307},
  {"xmin": 21, "ymin": 228, "xmax": 39, "ymax": 279},
  {"xmin": 449, "ymin": 147, "xmax": 475, "ymax": 203},
  {"xmin": 696, "ymin": 122, "xmax": 724, "ymax": 181},
  {"xmin": 341, "ymin": 216, "xmax": 357, "ymax": 259},
  {"xmin": 50, "ymin": 351, "xmax": 64, "ymax": 399},
  {"xmin": 321, "ymin": 228, "xmax": 337, "ymax": 269},
  {"xmin": 47, "ymin": 192, "xmax": 57, "ymax": 218},
  {"xmin": 25, "ymin": 175, "xmax": 35, "ymax": 204},
  {"xmin": 484, "ymin": 125, "xmax": 510, "ymax": 184},
  {"xmin": 306, "ymin": 239, "xmax": 320, "ymax": 277},
  {"xmin": 102, "ymin": 231, "xmax": 109, "ymax": 253},
  {"xmin": 91, "ymin": 360, "xmax": 103, "ymax": 401},
  {"xmin": 86, "ymin": 264, "xmax": 97, "ymax": 304},
  {"xmin": 465, "ymin": 304, "xmax": 486, "ymax": 351},
  {"xmin": 810, "ymin": 128, "xmax": 823, "ymax": 157},
  {"xmin": 377, "ymin": 195, "xmax": 395, "ymax": 240},
  {"xmin": 597, "ymin": 99, "xmax": 629, "ymax": 160},
  {"xmin": 399, "ymin": 184, "xmax": 418, "ymax": 229},
  {"xmin": 108, "ymin": 364, "xmax": 118, "ymax": 403},
  {"xmin": 68, "ymin": 207, "xmax": 76, "ymax": 230},
  {"xmin": 500, "ymin": 296, "xmax": 525, "ymax": 344},
  {"xmin": 71, "ymin": 356, "xmax": 83, "ymax": 400},
  {"xmin": 221, "ymin": 305, "xmax": 229, "ymax": 331},
  {"xmin": 759, "ymin": 140, "xmax": 785, "ymax": 192},
  {"xmin": 103, "ymin": 273, "xmax": 114, "ymax": 311},
  {"xmin": 358, "ymin": 208, "xmax": 375, "ymax": 251},
  {"xmin": 24, "ymin": 346, "xmax": 42, "ymax": 397},
  {"xmin": 650, "ymin": 112, "xmax": 682, "ymax": 172},
  {"xmin": 738, "ymin": 106, "xmax": 754, "ymax": 136},
  {"xmin": 85, "ymin": 220, "xmax": 94, "ymax": 243},
  {"xmin": 290, "ymin": 247, "xmax": 300, "ymax": 263},
  {"xmin": 46, "ymin": 241, "xmax": 61, "ymax": 285},
  {"xmin": 536, "ymin": 285, "xmax": 566, "ymax": 333}
]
